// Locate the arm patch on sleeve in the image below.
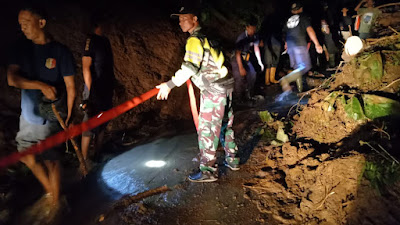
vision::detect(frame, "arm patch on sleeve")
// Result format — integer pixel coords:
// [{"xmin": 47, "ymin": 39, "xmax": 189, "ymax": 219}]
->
[{"xmin": 85, "ymin": 38, "xmax": 91, "ymax": 51}]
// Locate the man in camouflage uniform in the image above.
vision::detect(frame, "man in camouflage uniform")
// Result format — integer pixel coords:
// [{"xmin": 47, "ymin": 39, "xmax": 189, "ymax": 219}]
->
[{"xmin": 156, "ymin": 6, "xmax": 239, "ymax": 182}]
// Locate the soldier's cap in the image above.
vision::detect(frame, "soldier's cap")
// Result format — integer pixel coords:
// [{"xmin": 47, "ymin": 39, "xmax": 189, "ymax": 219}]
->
[
  {"xmin": 291, "ymin": 2, "xmax": 303, "ymax": 10},
  {"xmin": 170, "ymin": 6, "xmax": 200, "ymax": 18}
]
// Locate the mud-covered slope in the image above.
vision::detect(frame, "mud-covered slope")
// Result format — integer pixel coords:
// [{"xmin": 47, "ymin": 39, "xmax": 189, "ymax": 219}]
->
[
  {"xmin": 244, "ymin": 142, "xmax": 400, "ymax": 225},
  {"xmin": 244, "ymin": 34, "xmax": 400, "ymax": 225},
  {"xmin": 293, "ymin": 35, "xmax": 400, "ymax": 144},
  {"xmin": 45, "ymin": 3, "xmax": 194, "ymax": 131}
]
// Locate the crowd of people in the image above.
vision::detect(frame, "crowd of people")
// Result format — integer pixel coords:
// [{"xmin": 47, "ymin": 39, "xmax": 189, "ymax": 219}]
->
[
  {"xmin": 232, "ymin": 0, "xmax": 382, "ymax": 101},
  {"xmin": 5, "ymin": 0, "xmax": 385, "ymax": 221}
]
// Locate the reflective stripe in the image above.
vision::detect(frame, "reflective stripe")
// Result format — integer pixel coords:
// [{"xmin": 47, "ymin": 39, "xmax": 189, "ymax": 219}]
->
[
  {"xmin": 184, "ymin": 51, "xmax": 203, "ymax": 64},
  {"xmin": 185, "ymin": 37, "xmax": 204, "ymax": 67}
]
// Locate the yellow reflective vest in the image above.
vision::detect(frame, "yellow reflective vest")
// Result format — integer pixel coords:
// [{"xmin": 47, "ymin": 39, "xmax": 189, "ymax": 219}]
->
[{"xmin": 167, "ymin": 26, "xmax": 230, "ymax": 92}]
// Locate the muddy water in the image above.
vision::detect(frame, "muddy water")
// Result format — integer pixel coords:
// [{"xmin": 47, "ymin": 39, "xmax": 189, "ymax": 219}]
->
[
  {"xmin": 62, "ymin": 133, "xmax": 199, "ymax": 225},
  {"xmin": 61, "ymin": 86, "xmax": 308, "ymax": 225}
]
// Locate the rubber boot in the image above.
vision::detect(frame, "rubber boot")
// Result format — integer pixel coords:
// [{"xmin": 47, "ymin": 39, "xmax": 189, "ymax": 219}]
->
[
  {"xmin": 265, "ymin": 68, "xmax": 270, "ymax": 85},
  {"xmin": 296, "ymin": 77, "xmax": 303, "ymax": 93},
  {"xmin": 270, "ymin": 67, "xmax": 279, "ymax": 83}
]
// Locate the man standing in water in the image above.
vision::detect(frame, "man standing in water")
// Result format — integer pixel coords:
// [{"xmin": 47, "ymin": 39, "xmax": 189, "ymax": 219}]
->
[
  {"xmin": 7, "ymin": 5, "xmax": 76, "ymax": 217},
  {"xmin": 81, "ymin": 18, "xmax": 115, "ymax": 164},
  {"xmin": 156, "ymin": 6, "xmax": 240, "ymax": 182},
  {"xmin": 279, "ymin": 1, "xmax": 323, "ymax": 98}
]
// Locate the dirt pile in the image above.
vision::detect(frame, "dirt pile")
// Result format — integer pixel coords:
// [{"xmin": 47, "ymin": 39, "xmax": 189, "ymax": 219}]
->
[
  {"xmin": 292, "ymin": 91, "xmax": 364, "ymax": 144},
  {"xmin": 331, "ymin": 36, "xmax": 400, "ymax": 93},
  {"xmin": 244, "ymin": 142, "xmax": 400, "ymax": 225},
  {"xmin": 293, "ymin": 35, "xmax": 400, "ymax": 144},
  {"xmin": 244, "ymin": 34, "xmax": 400, "ymax": 224}
]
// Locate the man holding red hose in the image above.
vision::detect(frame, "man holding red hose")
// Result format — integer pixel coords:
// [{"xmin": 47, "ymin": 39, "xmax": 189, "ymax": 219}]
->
[{"xmin": 156, "ymin": 5, "xmax": 239, "ymax": 182}]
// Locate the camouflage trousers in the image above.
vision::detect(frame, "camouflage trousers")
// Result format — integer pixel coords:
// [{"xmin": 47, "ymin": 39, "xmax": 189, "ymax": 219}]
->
[{"xmin": 198, "ymin": 90, "xmax": 239, "ymax": 172}]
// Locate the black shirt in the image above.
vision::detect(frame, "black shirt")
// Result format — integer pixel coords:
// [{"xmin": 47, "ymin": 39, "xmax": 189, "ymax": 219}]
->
[
  {"xmin": 284, "ymin": 13, "xmax": 311, "ymax": 48},
  {"xmin": 235, "ymin": 31, "xmax": 260, "ymax": 54},
  {"xmin": 83, "ymin": 34, "xmax": 114, "ymax": 90},
  {"xmin": 340, "ymin": 16, "xmax": 353, "ymax": 31},
  {"xmin": 83, "ymin": 34, "xmax": 114, "ymax": 111},
  {"xmin": 9, "ymin": 39, "xmax": 75, "ymax": 124}
]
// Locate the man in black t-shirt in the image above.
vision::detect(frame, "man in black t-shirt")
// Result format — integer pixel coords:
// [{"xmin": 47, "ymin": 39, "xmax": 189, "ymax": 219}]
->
[
  {"xmin": 81, "ymin": 20, "xmax": 115, "ymax": 163},
  {"xmin": 7, "ymin": 5, "xmax": 76, "ymax": 213},
  {"xmin": 279, "ymin": 2, "xmax": 323, "ymax": 97},
  {"xmin": 340, "ymin": 7, "xmax": 353, "ymax": 40}
]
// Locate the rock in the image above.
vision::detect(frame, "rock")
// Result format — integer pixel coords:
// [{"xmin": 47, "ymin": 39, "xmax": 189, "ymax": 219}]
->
[
  {"xmin": 265, "ymin": 158, "xmax": 277, "ymax": 168},
  {"xmin": 299, "ymin": 199, "xmax": 314, "ymax": 214},
  {"xmin": 302, "ymin": 158, "xmax": 320, "ymax": 167},
  {"xmin": 317, "ymin": 153, "xmax": 330, "ymax": 162}
]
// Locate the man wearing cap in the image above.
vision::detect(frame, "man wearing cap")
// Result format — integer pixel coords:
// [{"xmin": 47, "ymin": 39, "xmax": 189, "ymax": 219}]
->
[
  {"xmin": 279, "ymin": 1, "xmax": 323, "ymax": 97},
  {"xmin": 156, "ymin": 6, "xmax": 239, "ymax": 182}
]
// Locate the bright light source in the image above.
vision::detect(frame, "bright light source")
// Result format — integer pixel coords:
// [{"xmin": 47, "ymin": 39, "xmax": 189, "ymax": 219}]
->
[
  {"xmin": 101, "ymin": 159, "xmax": 146, "ymax": 196},
  {"xmin": 345, "ymin": 36, "xmax": 364, "ymax": 56},
  {"xmin": 145, "ymin": 160, "xmax": 166, "ymax": 168}
]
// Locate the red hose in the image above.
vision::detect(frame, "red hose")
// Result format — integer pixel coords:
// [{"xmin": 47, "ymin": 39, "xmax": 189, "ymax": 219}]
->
[
  {"xmin": 186, "ymin": 80, "xmax": 199, "ymax": 131},
  {"xmin": 0, "ymin": 88, "xmax": 159, "ymax": 168}
]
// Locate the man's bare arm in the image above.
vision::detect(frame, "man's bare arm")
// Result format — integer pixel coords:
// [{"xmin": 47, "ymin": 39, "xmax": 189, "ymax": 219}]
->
[
  {"xmin": 306, "ymin": 27, "xmax": 323, "ymax": 54},
  {"xmin": 7, "ymin": 64, "xmax": 57, "ymax": 100},
  {"xmin": 355, "ymin": 0, "xmax": 366, "ymax": 12},
  {"xmin": 235, "ymin": 50, "xmax": 246, "ymax": 76},
  {"xmin": 82, "ymin": 56, "xmax": 93, "ymax": 91},
  {"xmin": 63, "ymin": 75, "xmax": 76, "ymax": 125}
]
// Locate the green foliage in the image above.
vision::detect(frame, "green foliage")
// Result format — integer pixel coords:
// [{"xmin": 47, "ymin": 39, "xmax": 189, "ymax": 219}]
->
[
  {"xmin": 322, "ymin": 92, "xmax": 339, "ymax": 112},
  {"xmin": 274, "ymin": 127, "xmax": 289, "ymax": 145},
  {"xmin": 258, "ymin": 110, "xmax": 288, "ymax": 146},
  {"xmin": 363, "ymin": 94, "xmax": 400, "ymax": 119},
  {"xmin": 259, "ymin": 110, "xmax": 273, "ymax": 123},
  {"xmin": 260, "ymin": 127, "xmax": 276, "ymax": 142},
  {"xmin": 344, "ymin": 96, "xmax": 367, "ymax": 121},
  {"xmin": 325, "ymin": 93, "xmax": 400, "ymax": 121},
  {"xmin": 363, "ymin": 160, "xmax": 400, "ymax": 194},
  {"xmin": 358, "ymin": 52, "xmax": 383, "ymax": 81}
]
